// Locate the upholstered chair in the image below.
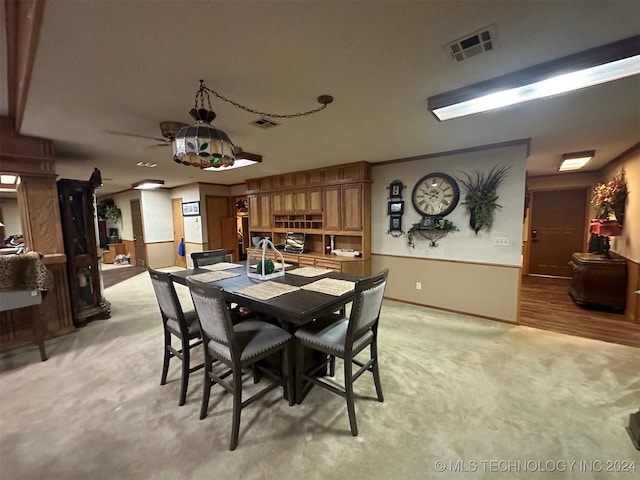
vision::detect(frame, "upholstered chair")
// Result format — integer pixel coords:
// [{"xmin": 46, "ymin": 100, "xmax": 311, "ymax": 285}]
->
[
  {"xmin": 187, "ymin": 278, "xmax": 293, "ymax": 450},
  {"xmin": 294, "ymin": 268, "xmax": 388, "ymax": 436},
  {"xmin": 148, "ymin": 268, "xmax": 203, "ymax": 406},
  {"xmin": 191, "ymin": 249, "xmax": 227, "ymax": 268}
]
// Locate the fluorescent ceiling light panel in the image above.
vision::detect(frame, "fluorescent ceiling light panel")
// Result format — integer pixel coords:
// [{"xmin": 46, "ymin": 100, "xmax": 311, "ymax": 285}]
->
[
  {"xmin": 203, "ymin": 153, "xmax": 262, "ymax": 171},
  {"xmin": 428, "ymin": 35, "xmax": 640, "ymax": 121},
  {"xmin": 132, "ymin": 179, "xmax": 164, "ymax": 190},
  {"xmin": 1, "ymin": 175, "xmax": 17, "ymax": 184},
  {"xmin": 558, "ymin": 150, "xmax": 594, "ymax": 171}
]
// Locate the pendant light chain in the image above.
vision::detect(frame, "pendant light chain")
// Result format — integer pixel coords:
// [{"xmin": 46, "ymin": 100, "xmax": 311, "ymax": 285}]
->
[{"xmin": 198, "ymin": 80, "xmax": 333, "ymax": 119}]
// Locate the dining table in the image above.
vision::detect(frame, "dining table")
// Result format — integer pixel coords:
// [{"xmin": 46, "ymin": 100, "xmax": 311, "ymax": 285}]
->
[
  {"xmin": 170, "ymin": 261, "xmax": 362, "ymax": 400},
  {"xmin": 170, "ymin": 261, "xmax": 359, "ymax": 331}
]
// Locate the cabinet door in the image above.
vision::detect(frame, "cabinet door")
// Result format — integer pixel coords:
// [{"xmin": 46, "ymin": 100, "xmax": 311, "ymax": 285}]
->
[
  {"xmin": 281, "ymin": 191, "xmax": 295, "ymax": 213},
  {"xmin": 248, "ymin": 194, "xmax": 260, "ymax": 229},
  {"xmin": 308, "ymin": 188, "xmax": 322, "ymax": 214},
  {"xmin": 323, "ymin": 187, "xmax": 341, "ymax": 231},
  {"xmin": 294, "ymin": 190, "xmax": 308, "ymax": 213},
  {"xmin": 341, "ymin": 184, "xmax": 363, "ymax": 231},
  {"xmin": 271, "ymin": 192, "xmax": 283, "ymax": 214},
  {"xmin": 259, "ymin": 194, "xmax": 272, "ymax": 229}
]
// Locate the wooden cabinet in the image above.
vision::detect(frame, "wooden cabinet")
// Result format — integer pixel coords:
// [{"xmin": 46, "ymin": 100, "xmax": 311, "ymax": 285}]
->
[
  {"xmin": 248, "ymin": 193, "xmax": 272, "ymax": 229},
  {"xmin": 308, "ymin": 188, "xmax": 322, "ymax": 214},
  {"xmin": 569, "ymin": 252, "xmax": 627, "ymax": 311},
  {"xmin": 102, "ymin": 243, "xmax": 126, "ymax": 264},
  {"xmin": 323, "ymin": 186, "xmax": 341, "ymax": 231},
  {"xmin": 246, "ymin": 162, "xmax": 371, "ymax": 275},
  {"xmin": 341, "ymin": 184, "xmax": 363, "ymax": 231},
  {"xmin": 58, "ymin": 179, "xmax": 111, "ymax": 327}
]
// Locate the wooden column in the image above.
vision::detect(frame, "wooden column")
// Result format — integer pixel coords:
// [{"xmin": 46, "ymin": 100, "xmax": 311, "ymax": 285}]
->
[{"xmin": 0, "ymin": 116, "xmax": 75, "ymax": 356}]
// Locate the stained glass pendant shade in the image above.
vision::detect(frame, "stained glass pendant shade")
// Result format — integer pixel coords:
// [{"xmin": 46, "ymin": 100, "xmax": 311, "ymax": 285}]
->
[{"xmin": 173, "ymin": 106, "xmax": 236, "ymax": 169}]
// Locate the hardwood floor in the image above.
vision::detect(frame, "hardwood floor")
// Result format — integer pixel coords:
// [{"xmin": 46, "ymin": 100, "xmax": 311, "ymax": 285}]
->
[
  {"xmin": 520, "ymin": 275, "xmax": 640, "ymax": 348},
  {"xmin": 101, "ymin": 265, "xmax": 146, "ymax": 289}
]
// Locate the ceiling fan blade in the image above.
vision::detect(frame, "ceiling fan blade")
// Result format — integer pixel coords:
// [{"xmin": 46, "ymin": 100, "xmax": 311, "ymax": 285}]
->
[
  {"xmin": 105, "ymin": 130, "xmax": 169, "ymax": 143},
  {"xmin": 144, "ymin": 143, "xmax": 171, "ymax": 148}
]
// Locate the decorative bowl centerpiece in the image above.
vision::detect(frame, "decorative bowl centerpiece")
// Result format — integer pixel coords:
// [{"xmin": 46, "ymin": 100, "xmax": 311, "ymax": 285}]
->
[{"xmin": 246, "ymin": 237, "xmax": 285, "ymax": 280}]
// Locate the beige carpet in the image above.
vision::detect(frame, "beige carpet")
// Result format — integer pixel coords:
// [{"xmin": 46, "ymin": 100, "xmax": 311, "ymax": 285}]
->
[{"xmin": 0, "ymin": 269, "xmax": 638, "ymax": 480}]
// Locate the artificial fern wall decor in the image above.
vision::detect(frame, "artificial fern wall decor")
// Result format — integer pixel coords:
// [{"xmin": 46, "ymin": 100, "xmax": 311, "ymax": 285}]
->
[{"xmin": 457, "ymin": 165, "xmax": 510, "ymax": 234}]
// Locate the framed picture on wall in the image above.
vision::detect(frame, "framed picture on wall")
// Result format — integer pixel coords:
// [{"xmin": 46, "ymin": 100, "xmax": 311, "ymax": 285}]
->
[
  {"xmin": 389, "ymin": 215, "xmax": 402, "ymax": 232},
  {"xmin": 388, "ymin": 200, "xmax": 404, "ymax": 215},
  {"xmin": 182, "ymin": 201, "xmax": 200, "ymax": 216},
  {"xmin": 388, "ymin": 180, "xmax": 404, "ymax": 199}
]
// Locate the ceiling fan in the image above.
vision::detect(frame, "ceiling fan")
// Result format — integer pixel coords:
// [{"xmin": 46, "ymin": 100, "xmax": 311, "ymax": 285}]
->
[{"xmin": 107, "ymin": 121, "xmax": 188, "ymax": 147}]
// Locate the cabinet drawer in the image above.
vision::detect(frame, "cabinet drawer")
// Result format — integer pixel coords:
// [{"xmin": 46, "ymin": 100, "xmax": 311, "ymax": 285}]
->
[
  {"xmin": 298, "ymin": 257, "xmax": 316, "ymax": 267},
  {"xmin": 315, "ymin": 259, "xmax": 342, "ymax": 271}
]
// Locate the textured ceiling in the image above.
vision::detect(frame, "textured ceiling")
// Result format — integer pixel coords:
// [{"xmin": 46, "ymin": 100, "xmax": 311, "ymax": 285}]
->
[{"xmin": 14, "ymin": 1, "xmax": 640, "ymax": 196}]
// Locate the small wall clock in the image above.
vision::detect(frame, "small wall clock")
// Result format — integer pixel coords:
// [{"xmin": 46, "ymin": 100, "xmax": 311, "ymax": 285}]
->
[{"xmin": 411, "ymin": 172, "xmax": 460, "ymax": 217}]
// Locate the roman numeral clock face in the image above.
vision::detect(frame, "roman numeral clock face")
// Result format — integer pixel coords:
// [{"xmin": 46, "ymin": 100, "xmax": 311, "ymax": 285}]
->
[{"xmin": 411, "ymin": 172, "xmax": 460, "ymax": 217}]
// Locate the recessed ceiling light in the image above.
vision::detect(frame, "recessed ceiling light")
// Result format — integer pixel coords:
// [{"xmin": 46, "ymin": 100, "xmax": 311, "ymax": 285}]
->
[
  {"xmin": 132, "ymin": 179, "xmax": 164, "ymax": 190},
  {"xmin": 559, "ymin": 150, "xmax": 595, "ymax": 171}
]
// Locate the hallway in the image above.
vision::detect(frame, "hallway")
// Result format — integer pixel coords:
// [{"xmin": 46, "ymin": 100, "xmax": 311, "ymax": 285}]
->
[{"xmin": 520, "ymin": 275, "xmax": 640, "ymax": 347}]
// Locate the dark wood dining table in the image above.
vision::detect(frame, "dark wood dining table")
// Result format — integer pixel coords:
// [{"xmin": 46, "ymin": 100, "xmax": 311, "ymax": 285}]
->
[
  {"xmin": 170, "ymin": 262, "xmax": 360, "ymax": 400},
  {"xmin": 170, "ymin": 262, "xmax": 359, "ymax": 332}
]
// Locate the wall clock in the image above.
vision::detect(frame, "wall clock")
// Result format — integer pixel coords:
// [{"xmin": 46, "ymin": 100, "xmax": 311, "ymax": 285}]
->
[{"xmin": 411, "ymin": 172, "xmax": 460, "ymax": 217}]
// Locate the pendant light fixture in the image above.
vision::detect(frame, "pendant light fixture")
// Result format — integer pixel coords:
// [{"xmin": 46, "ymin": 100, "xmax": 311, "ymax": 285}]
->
[{"xmin": 173, "ymin": 80, "xmax": 333, "ymax": 170}]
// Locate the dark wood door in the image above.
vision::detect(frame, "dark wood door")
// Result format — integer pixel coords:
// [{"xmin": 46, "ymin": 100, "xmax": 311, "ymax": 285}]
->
[
  {"xmin": 529, "ymin": 188, "xmax": 587, "ymax": 277},
  {"xmin": 130, "ymin": 199, "xmax": 145, "ymax": 267},
  {"xmin": 205, "ymin": 195, "xmax": 230, "ymax": 249}
]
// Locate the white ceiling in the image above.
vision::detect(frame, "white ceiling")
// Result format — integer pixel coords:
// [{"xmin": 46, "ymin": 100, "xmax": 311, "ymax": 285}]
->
[{"xmin": 13, "ymin": 1, "xmax": 640, "ymax": 196}]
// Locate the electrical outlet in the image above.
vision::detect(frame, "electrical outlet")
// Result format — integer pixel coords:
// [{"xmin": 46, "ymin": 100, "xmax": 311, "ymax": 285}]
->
[
  {"xmin": 494, "ymin": 237, "xmax": 509, "ymax": 246},
  {"xmin": 416, "ymin": 282, "xmax": 422, "ymax": 290}
]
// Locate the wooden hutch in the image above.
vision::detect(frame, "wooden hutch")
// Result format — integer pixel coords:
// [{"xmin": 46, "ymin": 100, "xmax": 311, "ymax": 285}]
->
[{"xmin": 245, "ymin": 161, "xmax": 372, "ymax": 275}]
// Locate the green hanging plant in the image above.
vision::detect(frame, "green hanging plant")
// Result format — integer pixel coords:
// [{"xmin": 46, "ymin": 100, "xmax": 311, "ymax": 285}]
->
[
  {"xmin": 457, "ymin": 165, "xmax": 510, "ymax": 235},
  {"xmin": 104, "ymin": 205, "xmax": 122, "ymax": 224},
  {"xmin": 406, "ymin": 217, "xmax": 458, "ymax": 248}
]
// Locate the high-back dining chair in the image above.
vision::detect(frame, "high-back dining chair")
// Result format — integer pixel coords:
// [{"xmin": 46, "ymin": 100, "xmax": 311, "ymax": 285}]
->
[
  {"xmin": 191, "ymin": 249, "xmax": 227, "ymax": 268},
  {"xmin": 294, "ymin": 268, "xmax": 389, "ymax": 436},
  {"xmin": 187, "ymin": 277, "xmax": 294, "ymax": 450},
  {"xmin": 148, "ymin": 268, "xmax": 203, "ymax": 406}
]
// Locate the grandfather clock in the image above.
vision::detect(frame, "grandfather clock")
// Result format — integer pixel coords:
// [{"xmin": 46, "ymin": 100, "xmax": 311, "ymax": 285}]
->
[{"xmin": 57, "ymin": 178, "xmax": 111, "ymax": 327}]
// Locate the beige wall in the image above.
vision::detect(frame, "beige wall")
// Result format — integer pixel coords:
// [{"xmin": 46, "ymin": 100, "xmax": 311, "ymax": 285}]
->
[
  {"xmin": 146, "ymin": 241, "xmax": 175, "ymax": 268},
  {"xmin": 371, "ymin": 141, "xmax": 528, "ymax": 322},
  {"xmin": 373, "ymin": 255, "xmax": 521, "ymax": 322}
]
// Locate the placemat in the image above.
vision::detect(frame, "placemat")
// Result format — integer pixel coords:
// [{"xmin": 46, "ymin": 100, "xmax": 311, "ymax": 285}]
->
[
  {"xmin": 234, "ymin": 281, "xmax": 300, "ymax": 301},
  {"xmin": 200, "ymin": 262, "xmax": 242, "ymax": 271},
  {"xmin": 188, "ymin": 270, "xmax": 240, "ymax": 283},
  {"xmin": 287, "ymin": 267, "xmax": 333, "ymax": 277},
  {"xmin": 300, "ymin": 278, "xmax": 355, "ymax": 296}
]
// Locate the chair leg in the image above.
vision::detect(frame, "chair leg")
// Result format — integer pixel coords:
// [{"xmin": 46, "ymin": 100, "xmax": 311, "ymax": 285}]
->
[
  {"xmin": 230, "ymin": 372, "xmax": 243, "ymax": 451},
  {"xmin": 160, "ymin": 331, "xmax": 171, "ymax": 386},
  {"xmin": 295, "ymin": 341, "xmax": 305, "ymax": 404},
  {"xmin": 344, "ymin": 358, "xmax": 358, "ymax": 436},
  {"xmin": 179, "ymin": 339, "xmax": 190, "ymax": 406},
  {"xmin": 371, "ymin": 341, "xmax": 384, "ymax": 402},
  {"xmin": 199, "ymin": 359, "xmax": 212, "ymax": 420},
  {"xmin": 329, "ymin": 355, "xmax": 336, "ymax": 376}
]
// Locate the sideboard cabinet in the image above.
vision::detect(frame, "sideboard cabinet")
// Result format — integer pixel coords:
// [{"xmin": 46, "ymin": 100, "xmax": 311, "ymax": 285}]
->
[{"xmin": 569, "ymin": 252, "xmax": 627, "ymax": 311}]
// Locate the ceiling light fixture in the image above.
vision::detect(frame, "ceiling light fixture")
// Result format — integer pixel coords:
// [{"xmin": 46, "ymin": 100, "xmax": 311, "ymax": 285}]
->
[
  {"xmin": 132, "ymin": 179, "xmax": 165, "ymax": 190},
  {"xmin": 173, "ymin": 80, "xmax": 333, "ymax": 170},
  {"xmin": 427, "ymin": 35, "xmax": 640, "ymax": 121},
  {"xmin": 558, "ymin": 150, "xmax": 595, "ymax": 172}
]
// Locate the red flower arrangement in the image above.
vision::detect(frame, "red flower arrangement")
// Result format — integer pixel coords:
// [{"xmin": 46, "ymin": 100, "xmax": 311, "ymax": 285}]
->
[{"xmin": 591, "ymin": 170, "xmax": 628, "ymax": 222}]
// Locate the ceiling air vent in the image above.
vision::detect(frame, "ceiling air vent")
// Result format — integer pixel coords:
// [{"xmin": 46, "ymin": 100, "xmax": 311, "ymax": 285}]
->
[
  {"xmin": 445, "ymin": 25, "xmax": 496, "ymax": 63},
  {"xmin": 250, "ymin": 117, "xmax": 280, "ymax": 129}
]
